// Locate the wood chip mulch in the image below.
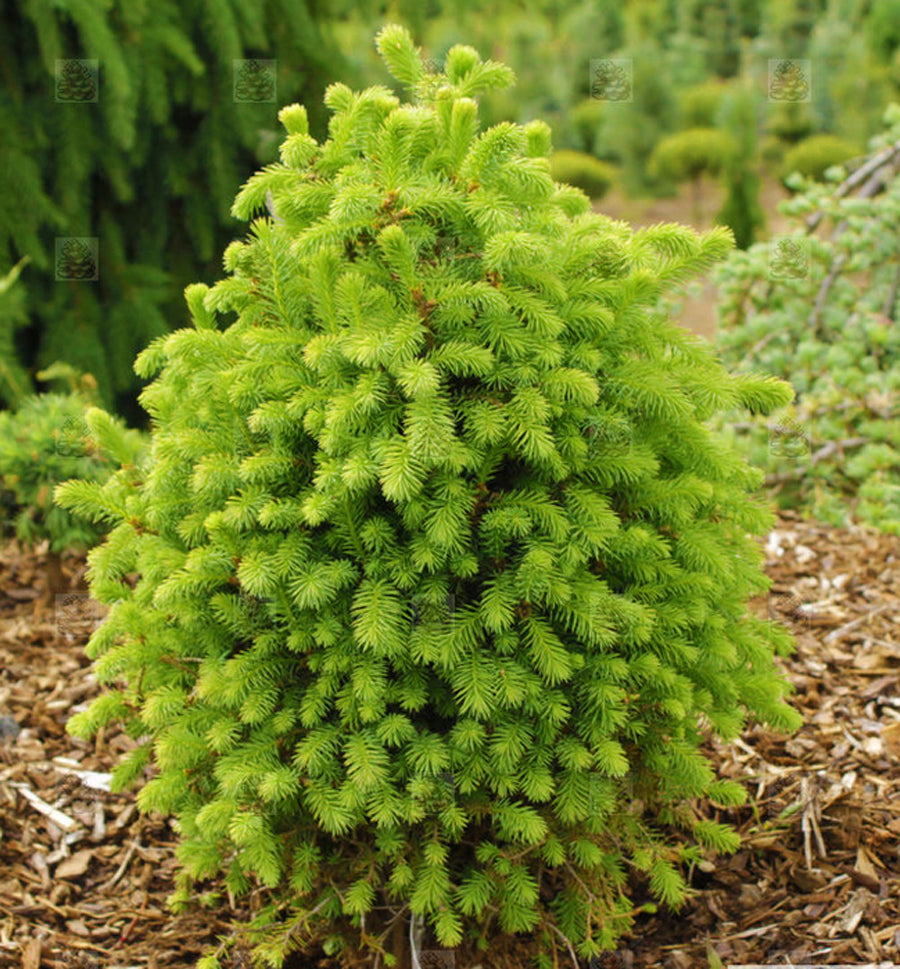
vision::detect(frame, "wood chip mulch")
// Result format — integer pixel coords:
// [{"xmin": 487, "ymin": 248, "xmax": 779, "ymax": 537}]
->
[{"xmin": 0, "ymin": 510, "xmax": 898, "ymax": 969}]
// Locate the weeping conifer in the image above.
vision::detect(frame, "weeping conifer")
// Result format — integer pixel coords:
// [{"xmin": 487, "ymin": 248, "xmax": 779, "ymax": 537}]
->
[{"xmin": 56, "ymin": 24, "xmax": 801, "ymax": 968}]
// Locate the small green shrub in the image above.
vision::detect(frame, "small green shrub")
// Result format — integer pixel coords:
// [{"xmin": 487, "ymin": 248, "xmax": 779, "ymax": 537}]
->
[
  {"xmin": 0, "ymin": 387, "xmax": 147, "ymax": 595},
  {"xmin": 680, "ymin": 80, "xmax": 728, "ymax": 128},
  {"xmin": 548, "ymin": 148, "xmax": 616, "ymax": 199},
  {"xmin": 648, "ymin": 128, "xmax": 738, "ymax": 184},
  {"xmin": 567, "ymin": 98, "xmax": 608, "ymax": 157},
  {"xmin": 57, "ymin": 24, "xmax": 801, "ymax": 969},
  {"xmin": 713, "ymin": 107, "xmax": 900, "ymax": 534},
  {"xmin": 781, "ymin": 134, "xmax": 861, "ymax": 183}
]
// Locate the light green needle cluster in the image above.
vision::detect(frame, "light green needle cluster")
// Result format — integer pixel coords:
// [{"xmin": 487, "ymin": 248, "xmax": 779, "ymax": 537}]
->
[{"xmin": 55, "ymin": 23, "xmax": 800, "ymax": 968}]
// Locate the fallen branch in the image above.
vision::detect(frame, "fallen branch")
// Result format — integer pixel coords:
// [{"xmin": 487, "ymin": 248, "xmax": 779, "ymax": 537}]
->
[
  {"xmin": 9, "ymin": 782, "xmax": 80, "ymax": 833},
  {"xmin": 824, "ymin": 603, "xmax": 891, "ymax": 644},
  {"xmin": 100, "ymin": 837, "xmax": 140, "ymax": 891}
]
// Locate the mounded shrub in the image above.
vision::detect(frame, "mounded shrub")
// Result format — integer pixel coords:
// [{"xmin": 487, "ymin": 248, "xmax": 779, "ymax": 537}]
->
[
  {"xmin": 0, "ymin": 381, "xmax": 147, "ymax": 596},
  {"xmin": 548, "ymin": 148, "xmax": 616, "ymax": 200},
  {"xmin": 780, "ymin": 134, "xmax": 860, "ymax": 184},
  {"xmin": 567, "ymin": 98, "xmax": 608, "ymax": 157},
  {"xmin": 56, "ymin": 24, "xmax": 802, "ymax": 968},
  {"xmin": 0, "ymin": 386, "xmax": 146, "ymax": 553},
  {"xmin": 648, "ymin": 128, "xmax": 738, "ymax": 185},
  {"xmin": 680, "ymin": 79, "xmax": 729, "ymax": 128}
]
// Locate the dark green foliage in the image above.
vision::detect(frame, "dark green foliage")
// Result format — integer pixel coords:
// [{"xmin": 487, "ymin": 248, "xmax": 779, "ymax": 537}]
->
[
  {"xmin": 548, "ymin": 150, "xmax": 616, "ymax": 200},
  {"xmin": 567, "ymin": 99, "xmax": 609, "ymax": 158},
  {"xmin": 57, "ymin": 24, "xmax": 801, "ymax": 968},
  {"xmin": 2, "ymin": 0, "xmax": 373, "ymax": 421},
  {"xmin": 0, "ymin": 387, "xmax": 146, "ymax": 554},
  {"xmin": 681, "ymin": 0, "xmax": 742, "ymax": 77},
  {"xmin": 604, "ymin": 49, "xmax": 681, "ymax": 196},
  {"xmin": 868, "ymin": 0, "xmax": 900, "ymax": 63},
  {"xmin": 780, "ymin": 134, "xmax": 861, "ymax": 183}
]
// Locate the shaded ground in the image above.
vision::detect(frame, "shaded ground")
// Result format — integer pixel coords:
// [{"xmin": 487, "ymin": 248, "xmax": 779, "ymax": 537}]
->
[{"xmin": 1, "ymin": 506, "xmax": 898, "ymax": 969}]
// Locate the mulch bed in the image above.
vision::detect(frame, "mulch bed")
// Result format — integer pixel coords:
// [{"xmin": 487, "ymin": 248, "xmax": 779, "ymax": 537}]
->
[{"xmin": 1, "ymin": 509, "xmax": 898, "ymax": 969}]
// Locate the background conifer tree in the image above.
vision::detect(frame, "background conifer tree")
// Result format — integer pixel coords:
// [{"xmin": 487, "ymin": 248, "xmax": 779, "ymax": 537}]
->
[{"xmin": 56, "ymin": 24, "xmax": 801, "ymax": 968}]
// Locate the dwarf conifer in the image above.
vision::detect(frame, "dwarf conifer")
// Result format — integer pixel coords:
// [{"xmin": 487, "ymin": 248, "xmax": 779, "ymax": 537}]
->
[{"xmin": 56, "ymin": 24, "xmax": 801, "ymax": 968}]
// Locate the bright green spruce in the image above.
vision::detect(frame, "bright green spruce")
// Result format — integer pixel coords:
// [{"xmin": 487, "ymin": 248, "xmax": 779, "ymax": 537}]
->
[{"xmin": 56, "ymin": 24, "xmax": 801, "ymax": 968}]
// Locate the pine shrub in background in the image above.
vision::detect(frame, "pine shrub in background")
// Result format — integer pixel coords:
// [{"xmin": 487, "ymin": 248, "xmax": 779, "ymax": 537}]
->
[
  {"xmin": 0, "ymin": 371, "xmax": 147, "ymax": 597},
  {"xmin": 715, "ymin": 80, "xmax": 766, "ymax": 249},
  {"xmin": 780, "ymin": 133, "xmax": 862, "ymax": 185},
  {"xmin": 712, "ymin": 105, "xmax": 900, "ymax": 535},
  {"xmin": 57, "ymin": 24, "xmax": 802, "ymax": 968},
  {"xmin": 547, "ymin": 150, "xmax": 616, "ymax": 201},
  {"xmin": 648, "ymin": 128, "xmax": 739, "ymax": 223}
]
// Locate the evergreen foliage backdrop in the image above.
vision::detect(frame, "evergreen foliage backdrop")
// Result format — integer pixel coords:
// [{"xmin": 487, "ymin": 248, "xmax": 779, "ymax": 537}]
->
[{"xmin": 1, "ymin": 0, "xmax": 381, "ymax": 421}]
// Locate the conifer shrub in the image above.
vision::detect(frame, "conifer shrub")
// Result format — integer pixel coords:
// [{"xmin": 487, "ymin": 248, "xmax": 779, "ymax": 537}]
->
[
  {"xmin": 780, "ymin": 134, "xmax": 861, "ymax": 184},
  {"xmin": 712, "ymin": 106, "xmax": 900, "ymax": 534},
  {"xmin": 547, "ymin": 149, "xmax": 616, "ymax": 200},
  {"xmin": 680, "ymin": 80, "xmax": 729, "ymax": 128},
  {"xmin": 648, "ymin": 128, "xmax": 739, "ymax": 223},
  {"xmin": 56, "ymin": 24, "xmax": 802, "ymax": 968},
  {"xmin": 0, "ymin": 383, "xmax": 147, "ymax": 596}
]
